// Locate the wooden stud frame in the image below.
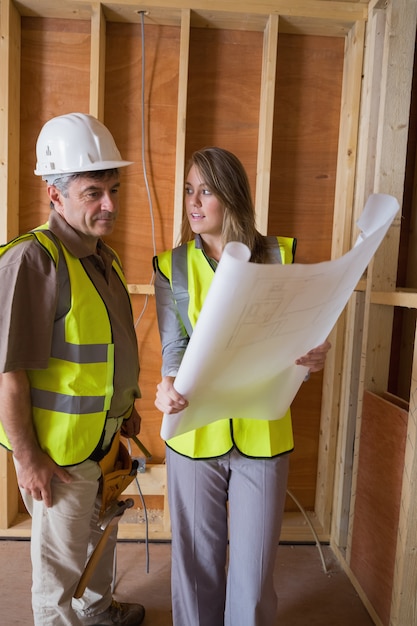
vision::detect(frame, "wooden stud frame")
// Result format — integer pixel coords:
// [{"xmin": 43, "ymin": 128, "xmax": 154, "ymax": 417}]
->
[
  {"xmin": 1, "ymin": 1, "xmax": 417, "ymax": 622},
  {"xmin": 0, "ymin": 0, "xmax": 368, "ymax": 542},
  {"xmin": 0, "ymin": 0, "xmax": 21, "ymax": 531},
  {"xmin": 329, "ymin": 2, "xmax": 417, "ymax": 626}
]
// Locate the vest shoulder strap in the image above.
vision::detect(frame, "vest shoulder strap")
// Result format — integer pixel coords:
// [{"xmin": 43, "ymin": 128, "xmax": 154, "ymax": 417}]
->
[
  {"xmin": 265, "ymin": 235, "xmax": 282, "ymax": 263},
  {"xmin": 0, "ymin": 227, "xmax": 62, "ymax": 266},
  {"xmin": 171, "ymin": 243, "xmax": 194, "ymax": 337},
  {"xmin": 265, "ymin": 235, "xmax": 297, "ymax": 264}
]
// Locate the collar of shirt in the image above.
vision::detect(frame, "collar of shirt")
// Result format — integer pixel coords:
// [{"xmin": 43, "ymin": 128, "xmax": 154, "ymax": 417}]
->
[{"xmin": 47, "ymin": 209, "xmax": 97, "ymax": 260}]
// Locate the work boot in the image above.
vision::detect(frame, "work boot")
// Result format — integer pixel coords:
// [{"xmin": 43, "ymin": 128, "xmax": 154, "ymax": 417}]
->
[{"xmin": 79, "ymin": 599, "xmax": 145, "ymax": 625}]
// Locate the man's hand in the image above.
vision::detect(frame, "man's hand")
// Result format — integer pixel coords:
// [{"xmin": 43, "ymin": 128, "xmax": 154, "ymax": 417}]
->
[
  {"xmin": 295, "ymin": 339, "xmax": 331, "ymax": 373},
  {"xmin": 155, "ymin": 376, "xmax": 188, "ymax": 415},
  {"xmin": 120, "ymin": 404, "xmax": 142, "ymax": 438},
  {"xmin": 14, "ymin": 450, "xmax": 72, "ymax": 508},
  {"xmin": 0, "ymin": 369, "xmax": 72, "ymax": 508}
]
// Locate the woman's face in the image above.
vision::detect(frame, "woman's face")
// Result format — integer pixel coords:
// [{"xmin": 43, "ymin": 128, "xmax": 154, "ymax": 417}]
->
[{"xmin": 184, "ymin": 164, "xmax": 224, "ymax": 239}]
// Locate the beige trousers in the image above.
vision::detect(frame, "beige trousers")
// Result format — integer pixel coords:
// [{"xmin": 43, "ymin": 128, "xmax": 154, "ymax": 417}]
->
[{"xmin": 18, "ymin": 420, "xmax": 122, "ymax": 626}]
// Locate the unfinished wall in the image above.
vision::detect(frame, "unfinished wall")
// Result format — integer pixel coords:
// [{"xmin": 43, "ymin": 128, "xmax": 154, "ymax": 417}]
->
[
  {"xmin": 2, "ymin": 1, "xmax": 417, "ymax": 625},
  {"xmin": 12, "ymin": 8, "xmax": 345, "ymax": 514}
]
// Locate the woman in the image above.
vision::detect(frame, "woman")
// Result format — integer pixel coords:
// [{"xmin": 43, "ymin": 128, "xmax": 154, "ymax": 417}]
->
[{"xmin": 153, "ymin": 147, "xmax": 330, "ymax": 626}]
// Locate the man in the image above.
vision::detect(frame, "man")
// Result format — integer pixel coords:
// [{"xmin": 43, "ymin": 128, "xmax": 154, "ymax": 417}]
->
[{"xmin": 0, "ymin": 113, "xmax": 145, "ymax": 625}]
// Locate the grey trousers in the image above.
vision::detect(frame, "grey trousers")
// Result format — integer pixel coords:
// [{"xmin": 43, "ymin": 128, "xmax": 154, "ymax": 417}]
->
[{"xmin": 166, "ymin": 446, "xmax": 290, "ymax": 626}]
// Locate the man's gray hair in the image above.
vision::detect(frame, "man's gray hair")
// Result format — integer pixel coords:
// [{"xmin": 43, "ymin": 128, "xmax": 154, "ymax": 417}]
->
[
  {"xmin": 45, "ymin": 169, "xmax": 120, "ymax": 204},
  {"xmin": 44, "ymin": 174, "xmax": 78, "ymax": 198}
]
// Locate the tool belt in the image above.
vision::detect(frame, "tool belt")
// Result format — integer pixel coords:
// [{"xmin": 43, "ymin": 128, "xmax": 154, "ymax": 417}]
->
[{"xmin": 98, "ymin": 431, "xmax": 138, "ymax": 516}]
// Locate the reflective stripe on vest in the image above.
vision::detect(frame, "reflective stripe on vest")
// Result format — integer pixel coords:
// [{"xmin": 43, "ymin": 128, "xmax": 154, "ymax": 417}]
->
[
  {"xmin": 0, "ymin": 225, "xmax": 126, "ymax": 466},
  {"xmin": 156, "ymin": 235, "xmax": 296, "ymax": 459}
]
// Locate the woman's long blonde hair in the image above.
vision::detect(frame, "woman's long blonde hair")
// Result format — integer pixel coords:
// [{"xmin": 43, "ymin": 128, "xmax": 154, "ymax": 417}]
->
[{"xmin": 179, "ymin": 147, "xmax": 271, "ymax": 263}]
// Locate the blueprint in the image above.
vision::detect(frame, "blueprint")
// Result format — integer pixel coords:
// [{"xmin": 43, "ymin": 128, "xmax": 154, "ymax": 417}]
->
[{"xmin": 160, "ymin": 194, "xmax": 400, "ymax": 440}]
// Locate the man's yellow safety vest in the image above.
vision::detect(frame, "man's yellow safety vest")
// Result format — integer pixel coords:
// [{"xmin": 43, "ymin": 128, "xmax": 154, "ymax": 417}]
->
[
  {"xmin": 155, "ymin": 236, "xmax": 296, "ymax": 459},
  {"xmin": 0, "ymin": 225, "xmax": 129, "ymax": 466}
]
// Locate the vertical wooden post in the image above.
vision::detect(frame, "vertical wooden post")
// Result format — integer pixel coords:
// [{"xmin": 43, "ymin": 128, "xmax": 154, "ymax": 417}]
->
[
  {"xmin": 255, "ymin": 14, "xmax": 278, "ymax": 235},
  {"xmin": 0, "ymin": 0, "xmax": 20, "ymax": 244},
  {"xmin": 0, "ymin": 449, "xmax": 19, "ymax": 530},
  {"xmin": 89, "ymin": 2, "xmax": 106, "ymax": 121},
  {"xmin": 316, "ymin": 19, "xmax": 365, "ymax": 536},
  {"xmin": 0, "ymin": 0, "xmax": 21, "ymax": 530},
  {"xmin": 382, "ymin": 0, "xmax": 417, "ymax": 621},
  {"xmin": 173, "ymin": 9, "xmax": 190, "ymax": 246}
]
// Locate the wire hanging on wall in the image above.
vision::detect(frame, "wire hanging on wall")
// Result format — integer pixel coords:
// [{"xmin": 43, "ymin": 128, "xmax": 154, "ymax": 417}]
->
[
  {"xmin": 134, "ymin": 9, "xmax": 154, "ymax": 574},
  {"xmin": 134, "ymin": 9, "xmax": 157, "ymax": 331},
  {"xmin": 114, "ymin": 12, "xmax": 158, "ymax": 588}
]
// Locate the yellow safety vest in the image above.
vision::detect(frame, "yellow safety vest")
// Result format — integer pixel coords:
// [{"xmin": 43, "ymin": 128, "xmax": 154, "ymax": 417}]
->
[
  {"xmin": 156, "ymin": 236, "xmax": 296, "ymax": 459},
  {"xmin": 0, "ymin": 225, "xmax": 129, "ymax": 466}
]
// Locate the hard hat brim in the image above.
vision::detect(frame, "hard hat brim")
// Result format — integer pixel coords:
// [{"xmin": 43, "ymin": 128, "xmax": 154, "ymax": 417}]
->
[{"xmin": 34, "ymin": 160, "xmax": 134, "ymax": 176}]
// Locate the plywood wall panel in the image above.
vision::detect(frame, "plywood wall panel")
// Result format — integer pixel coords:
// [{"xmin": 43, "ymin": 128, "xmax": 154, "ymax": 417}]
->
[
  {"xmin": 104, "ymin": 23, "xmax": 181, "ymax": 278},
  {"xmin": 268, "ymin": 34, "xmax": 344, "ymax": 508},
  {"xmin": 130, "ymin": 297, "xmax": 166, "ymax": 463},
  {"xmin": 269, "ymin": 34, "xmax": 344, "ymax": 264},
  {"xmin": 185, "ymin": 27, "xmax": 263, "ymax": 192},
  {"xmin": 288, "ymin": 370, "xmax": 325, "ymax": 509},
  {"xmin": 350, "ymin": 391, "xmax": 407, "ymax": 626},
  {"xmin": 19, "ymin": 17, "xmax": 91, "ymax": 233},
  {"xmin": 103, "ymin": 22, "xmax": 182, "ymax": 461}
]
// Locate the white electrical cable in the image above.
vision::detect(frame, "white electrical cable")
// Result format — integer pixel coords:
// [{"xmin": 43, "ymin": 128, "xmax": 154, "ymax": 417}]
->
[
  {"xmin": 114, "ymin": 12, "xmax": 158, "ymax": 585},
  {"xmin": 285, "ymin": 489, "xmax": 328, "ymax": 574},
  {"xmin": 139, "ymin": 11, "xmax": 157, "ymax": 259},
  {"xmin": 134, "ymin": 468, "xmax": 150, "ymax": 575},
  {"xmin": 135, "ymin": 8, "xmax": 153, "ymax": 574},
  {"xmin": 134, "ymin": 10, "xmax": 156, "ymax": 332},
  {"xmin": 126, "ymin": 437, "xmax": 150, "ymax": 574}
]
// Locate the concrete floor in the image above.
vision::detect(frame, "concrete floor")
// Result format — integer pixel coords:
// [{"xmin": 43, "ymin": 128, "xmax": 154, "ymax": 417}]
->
[{"xmin": 0, "ymin": 539, "xmax": 375, "ymax": 625}]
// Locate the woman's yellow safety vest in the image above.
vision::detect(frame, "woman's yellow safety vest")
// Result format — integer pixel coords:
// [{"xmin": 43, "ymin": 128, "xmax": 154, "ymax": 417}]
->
[
  {"xmin": 156, "ymin": 236, "xmax": 296, "ymax": 459},
  {"xmin": 0, "ymin": 225, "xmax": 129, "ymax": 466}
]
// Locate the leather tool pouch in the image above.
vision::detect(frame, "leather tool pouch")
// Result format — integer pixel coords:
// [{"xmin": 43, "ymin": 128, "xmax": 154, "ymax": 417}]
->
[{"xmin": 98, "ymin": 431, "xmax": 138, "ymax": 516}]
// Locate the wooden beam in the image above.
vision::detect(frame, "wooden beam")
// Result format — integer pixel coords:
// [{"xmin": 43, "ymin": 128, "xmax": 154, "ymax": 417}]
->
[
  {"xmin": 173, "ymin": 9, "xmax": 190, "ymax": 246},
  {"xmin": 89, "ymin": 2, "xmax": 106, "ymax": 121},
  {"xmin": 13, "ymin": 0, "xmax": 368, "ymax": 26},
  {"xmin": 330, "ymin": 291, "xmax": 365, "ymax": 549},
  {"xmin": 128, "ymin": 284, "xmax": 155, "ymax": 296},
  {"xmin": 255, "ymin": 14, "xmax": 279, "ymax": 234},
  {"xmin": 0, "ymin": 449, "xmax": 20, "ymax": 531},
  {"xmin": 382, "ymin": 2, "xmax": 417, "ymax": 622},
  {"xmin": 315, "ymin": 19, "xmax": 366, "ymax": 535},
  {"xmin": 0, "ymin": 0, "xmax": 21, "ymax": 532},
  {"xmin": 332, "ymin": 20, "xmax": 365, "ymax": 259},
  {"xmin": 370, "ymin": 289, "xmax": 417, "ymax": 308},
  {"xmin": 0, "ymin": 0, "xmax": 20, "ymax": 244}
]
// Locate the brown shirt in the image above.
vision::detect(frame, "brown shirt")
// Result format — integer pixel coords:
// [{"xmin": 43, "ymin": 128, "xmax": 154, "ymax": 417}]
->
[{"xmin": 0, "ymin": 210, "xmax": 140, "ymax": 418}]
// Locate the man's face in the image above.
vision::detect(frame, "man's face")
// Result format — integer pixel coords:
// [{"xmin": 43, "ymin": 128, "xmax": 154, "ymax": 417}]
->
[{"xmin": 50, "ymin": 172, "xmax": 121, "ymax": 246}]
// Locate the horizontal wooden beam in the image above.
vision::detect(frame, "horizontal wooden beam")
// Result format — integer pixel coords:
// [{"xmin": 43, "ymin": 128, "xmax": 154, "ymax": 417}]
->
[
  {"xmin": 129, "ymin": 281, "xmax": 417, "ymax": 306},
  {"xmin": 371, "ymin": 290, "xmax": 417, "ymax": 308},
  {"xmin": 13, "ymin": 0, "xmax": 367, "ymax": 35},
  {"xmin": 354, "ymin": 281, "xmax": 417, "ymax": 309},
  {"xmin": 127, "ymin": 284, "xmax": 155, "ymax": 296}
]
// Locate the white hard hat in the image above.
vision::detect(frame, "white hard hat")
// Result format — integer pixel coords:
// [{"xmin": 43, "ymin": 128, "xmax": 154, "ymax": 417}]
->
[{"xmin": 34, "ymin": 112, "xmax": 133, "ymax": 179}]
